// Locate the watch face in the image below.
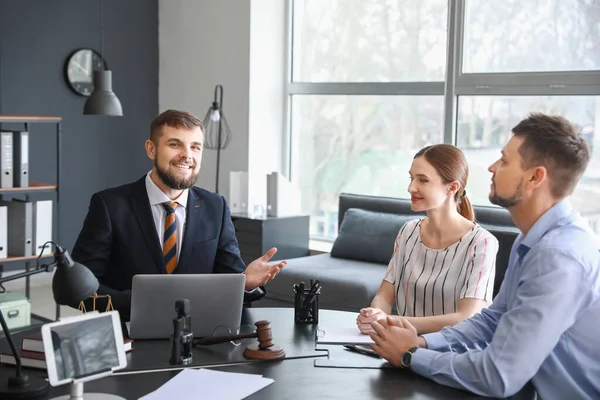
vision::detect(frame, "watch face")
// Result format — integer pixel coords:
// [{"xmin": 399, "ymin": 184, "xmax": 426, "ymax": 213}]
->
[
  {"xmin": 65, "ymin": 49, "xmax": 106, "ymax": 96},
  {"xmin": 401, "ymin": 350, "xmax": 412, "ymax": 368}
]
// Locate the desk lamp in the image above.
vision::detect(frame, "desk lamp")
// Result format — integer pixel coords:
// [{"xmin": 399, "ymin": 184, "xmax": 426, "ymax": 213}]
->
[{"xmin": 0, "ymin": 243, "xmax": 99, "ymax": 399}]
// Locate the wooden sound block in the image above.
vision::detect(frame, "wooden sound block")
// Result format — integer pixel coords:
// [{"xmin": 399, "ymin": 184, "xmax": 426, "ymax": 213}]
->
[{"xmin": 243, "ymin": 343, "xmax": 286, "ymax": 360}]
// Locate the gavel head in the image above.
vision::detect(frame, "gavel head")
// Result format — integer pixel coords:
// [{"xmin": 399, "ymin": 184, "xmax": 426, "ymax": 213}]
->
[
  {"xmin": 254, "ymin": 320, "xmax": 274, "ymax": 349},
  {"xmin": 243, "ymin": 320, "xmax": 285, "ymax": 360}
]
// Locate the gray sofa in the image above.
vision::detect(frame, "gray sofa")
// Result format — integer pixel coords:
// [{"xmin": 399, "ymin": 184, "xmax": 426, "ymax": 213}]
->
[{"xmin": 258, "ymin": 193, "xmax": 520, "ymax": 312}]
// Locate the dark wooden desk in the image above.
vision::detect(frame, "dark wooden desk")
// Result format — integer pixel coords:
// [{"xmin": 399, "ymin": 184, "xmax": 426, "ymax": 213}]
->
[
  {"xmin": 0, "ymin": 308, "xmax": 522, "ymax": 399},
  {"xmin": 39, "ymin": 357, "xmax": 492, "ymax": 400}
]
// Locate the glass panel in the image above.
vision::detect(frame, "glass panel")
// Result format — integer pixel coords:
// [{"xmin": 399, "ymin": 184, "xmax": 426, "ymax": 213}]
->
[
  {"xmin": 463, "ymin": 0, "xmax": 600, "ymax": 73},
  {"xmin": 291, "ymin": 95, "xmax": 444, "ymax": 239},
  {"xmin": 457, "ymin": 96, "xmax": 600, "ymax": 234},
  {"xmin": 292, "ymin": 0, "xmax": 448, "ymax": 82}
]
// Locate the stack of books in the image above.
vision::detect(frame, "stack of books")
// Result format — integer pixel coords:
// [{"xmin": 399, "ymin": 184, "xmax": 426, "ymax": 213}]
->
[
  {"xmin": 1, "ymin": 332, "xmax": 46, "ymax": 369},
  {"xmin": 0, "ymin": 332, "xmax": 134, "ymax": 370}
]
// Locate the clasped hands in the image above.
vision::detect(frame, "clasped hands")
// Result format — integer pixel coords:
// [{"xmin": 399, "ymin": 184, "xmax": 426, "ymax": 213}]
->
[
  {"xmin": 243, "ymin": 247, "xmax": 287, "ymax": 291},
  {"xmin": 357, "ymin": 307, "xmax": 388, "ymax": 333},
  {"xmin": 357, "ymin": 308, "xmax": 420, "ymax": 367}
]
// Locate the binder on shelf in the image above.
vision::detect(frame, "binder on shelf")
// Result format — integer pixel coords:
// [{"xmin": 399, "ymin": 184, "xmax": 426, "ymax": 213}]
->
[
  {"xmin": 0, "ymin": 131, "xmax": 13, "ymax": 188},
  {"xmin": 1, "ymin": 200, "xmax": 33, "ymax": 257},
  {"xmin": 229, "ymin": 171, "xmax": 249, "ymax": 214},
  {"xmin": 0, "ymin": 205, "xmax": 7, "ymax": 259},
  {"xmin": 33, "ymin": 200, "xmax": 53, "ymax": 256},
  {"xmin": 266, "ymin": 172, "xmax": 301, "ymax": 217},
  {"xmin": 12, "ymin": 131, "xmax": 29, "ymax": 187}
]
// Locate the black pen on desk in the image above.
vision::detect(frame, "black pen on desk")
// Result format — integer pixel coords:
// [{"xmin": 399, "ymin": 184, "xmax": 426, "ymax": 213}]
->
[
  {"xmin": 301, "ymin": 281, "xmax": 320, "ymax": 310},
  {"xmin": 343, "ymin": 344, "xmax": 381, "ymax": 359},
  {"xmin": 299, "ymin": 282, "xmax": 320, "ymax": 320}
]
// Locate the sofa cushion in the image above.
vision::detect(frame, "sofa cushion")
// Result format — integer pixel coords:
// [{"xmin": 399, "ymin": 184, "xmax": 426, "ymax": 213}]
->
[
  {"xmin": 330, "ymin": 208, "xmax": 413, "ymax": 265},
  {"xmin": 263, "ymin": 253, "xmax": 387, "ymax": 312},
  {"xmin": 478, "ymin": 223, "xmax": 519, "ymax": 297}
]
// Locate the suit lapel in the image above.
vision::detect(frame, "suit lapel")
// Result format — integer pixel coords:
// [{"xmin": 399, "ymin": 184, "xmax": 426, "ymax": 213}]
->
[
  {"xmin": 178, "ymin": 189, "xmax": 204, "ymax": 272},
  {"xmin": 130, "ymin": 177, "xmax": 165, "ymax": 273}
]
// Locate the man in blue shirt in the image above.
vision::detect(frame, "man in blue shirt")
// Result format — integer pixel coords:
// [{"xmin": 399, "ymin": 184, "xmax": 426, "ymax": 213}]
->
[{"xmin": 369, "ymin": 113, "xmax": 600, "ymax": 399}]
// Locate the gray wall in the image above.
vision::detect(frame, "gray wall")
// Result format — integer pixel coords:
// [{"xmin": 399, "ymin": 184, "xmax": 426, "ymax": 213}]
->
[
  {"xmin": 159, "ymin": 0, "xmax": 251, "ymax": 201},
  {"xmin": 159, "ymin": 0, "xmax": 287, "ymax": 208},
  {"xmin": 0, "ymin": 0, "xmax": 158, "ymax": 264}
]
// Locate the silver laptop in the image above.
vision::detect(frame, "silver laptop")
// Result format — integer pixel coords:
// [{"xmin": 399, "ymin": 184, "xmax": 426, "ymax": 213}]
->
[{"xmin": 129, "ymin": 274, "xmax": 246, "ymax": 340}]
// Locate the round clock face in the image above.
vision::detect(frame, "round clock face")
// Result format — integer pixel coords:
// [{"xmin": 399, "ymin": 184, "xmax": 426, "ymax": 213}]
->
[{"xmin": 65, "ymin": 49, "xmax": 107, "ymax": 96}]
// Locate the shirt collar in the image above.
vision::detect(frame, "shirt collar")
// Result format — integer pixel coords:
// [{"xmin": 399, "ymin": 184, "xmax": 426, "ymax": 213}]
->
[
  {"xmin": 517, "ymin": 199, "xmax": 573, "ymax": 258},
  {"xmin": 145, "ymin": 171, "xmax": 188, "ymax": 209}
]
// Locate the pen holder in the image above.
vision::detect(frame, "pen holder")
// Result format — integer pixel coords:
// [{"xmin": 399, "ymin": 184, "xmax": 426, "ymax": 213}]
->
[{"xmin": 294, "ymin": 288, "xmax": 320, "ymax": 324}]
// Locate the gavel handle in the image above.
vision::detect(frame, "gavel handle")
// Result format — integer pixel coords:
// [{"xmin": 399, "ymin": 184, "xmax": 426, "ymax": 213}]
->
[{"xmin": 193, "ymin": 332, "xmax": 257, "ymax": 346}]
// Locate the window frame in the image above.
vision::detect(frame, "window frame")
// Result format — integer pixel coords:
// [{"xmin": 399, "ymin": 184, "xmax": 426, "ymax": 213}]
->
[{"xmin": 284, "ymin": 0, "xmax": 600, "ymax": 238}]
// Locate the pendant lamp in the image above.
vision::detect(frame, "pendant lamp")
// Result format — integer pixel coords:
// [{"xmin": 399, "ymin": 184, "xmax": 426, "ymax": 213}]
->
[
  {"xmin": 203, "ymin": 85, "xmax": 233, "ymax": 194},
  {"xmin": 84, "ymin": 0, "xmax": 123, "ymax": 116}
]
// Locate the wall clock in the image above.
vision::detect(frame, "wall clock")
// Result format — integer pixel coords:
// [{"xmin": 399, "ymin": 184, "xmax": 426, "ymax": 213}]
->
[{"xmin": 64, "ymin": 49, "xmax": 107, "ymax": 97}]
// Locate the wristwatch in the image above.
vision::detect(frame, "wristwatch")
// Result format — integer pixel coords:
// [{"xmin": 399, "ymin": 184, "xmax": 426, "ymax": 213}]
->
[{"xmin": 400, "ymin": 346, "xmax": 419, "ymax": 369}]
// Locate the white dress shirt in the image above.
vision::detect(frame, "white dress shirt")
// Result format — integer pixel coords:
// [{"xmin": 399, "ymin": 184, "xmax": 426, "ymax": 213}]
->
[{"xmin": 145, "ymin": 171, "xmax": 188, "ymax": 259}]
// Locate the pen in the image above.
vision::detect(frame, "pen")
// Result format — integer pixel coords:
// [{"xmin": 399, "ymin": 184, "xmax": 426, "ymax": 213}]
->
[{"xmin": 343, "ymin": 344, "xmax": 381, "ymax": 358}]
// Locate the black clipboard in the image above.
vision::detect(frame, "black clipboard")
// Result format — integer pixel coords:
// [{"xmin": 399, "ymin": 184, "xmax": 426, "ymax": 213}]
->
[{"xmin": 314, "ymin": 344, "xmax": 396, "ymax": 370}]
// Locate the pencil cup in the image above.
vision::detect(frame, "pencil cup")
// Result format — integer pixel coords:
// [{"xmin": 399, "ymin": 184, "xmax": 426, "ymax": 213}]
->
[{"xmin": 294, "ymin": 286, "xmax": 320, "ymax": 324}]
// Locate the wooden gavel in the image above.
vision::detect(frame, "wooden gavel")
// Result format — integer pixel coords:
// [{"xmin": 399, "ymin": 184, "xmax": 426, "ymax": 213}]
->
[{"xmin": 193, "ymin": 320, "xmax": 285, "ymax": 360}]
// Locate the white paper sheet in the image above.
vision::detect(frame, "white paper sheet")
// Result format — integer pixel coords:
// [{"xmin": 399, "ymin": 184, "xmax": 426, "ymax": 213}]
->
[
  {"xmin": 138, "ymin": 368, "xmax": 274, "ymax": 400},
  {"xmin": 316, "ymin": 326, "xmax": 374, "ymax": 344}
]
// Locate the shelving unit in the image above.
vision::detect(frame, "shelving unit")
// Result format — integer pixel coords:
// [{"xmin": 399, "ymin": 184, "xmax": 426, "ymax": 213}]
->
[
  {"xmin": 0, "ymin": 115, "xmax": 62, "ymax": 326},
  {"xmin": 0, "ymin": 181, "xmax": 58, "ymax": 194}
]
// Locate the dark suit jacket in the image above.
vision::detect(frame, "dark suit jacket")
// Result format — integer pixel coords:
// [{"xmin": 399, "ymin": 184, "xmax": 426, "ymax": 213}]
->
[{"xmin": 72, "ymin": 176, "xmax": 264, "ymax": 320}]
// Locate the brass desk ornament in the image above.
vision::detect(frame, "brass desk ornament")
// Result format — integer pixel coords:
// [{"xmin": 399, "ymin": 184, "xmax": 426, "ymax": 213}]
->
[{"xmin": 78, "ymin": 292, "xmax": 115, "ymax": 313}]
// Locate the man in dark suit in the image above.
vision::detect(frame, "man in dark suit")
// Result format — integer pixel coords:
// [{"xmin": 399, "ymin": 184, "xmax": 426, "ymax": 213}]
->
[{"xmin": 72, "ymin": 109, "xmax": 286, "ymax": 320}]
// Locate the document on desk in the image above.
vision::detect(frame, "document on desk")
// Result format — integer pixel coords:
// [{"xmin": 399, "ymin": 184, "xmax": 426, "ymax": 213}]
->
[
  {"xmin": 316, "ymin": 326, "xmax": 374, "ymax": 344},
  {"xmin": 138, "ymin": 368, "xmax": 274, "ymax": 400}
]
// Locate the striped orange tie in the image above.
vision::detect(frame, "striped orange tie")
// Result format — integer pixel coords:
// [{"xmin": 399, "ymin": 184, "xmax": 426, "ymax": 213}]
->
[{"xmin": 162, "ymin": 202, "xmax": 178, "ymax": 274}]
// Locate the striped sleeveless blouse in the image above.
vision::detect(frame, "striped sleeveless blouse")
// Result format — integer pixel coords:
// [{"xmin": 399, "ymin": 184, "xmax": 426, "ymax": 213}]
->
[{"xmin": 384, "ymin": 218, "xmax": 498, "ymax": 317}]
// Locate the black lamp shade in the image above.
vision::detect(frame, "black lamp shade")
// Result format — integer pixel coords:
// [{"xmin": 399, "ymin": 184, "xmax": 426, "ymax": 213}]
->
[
  {"xmin": 83, "ymin": 70, "xmax": 123, "ymax": 116},
  {"xmin": 52, "ymin": 261, "xmax": 99, "ymax": 306}
]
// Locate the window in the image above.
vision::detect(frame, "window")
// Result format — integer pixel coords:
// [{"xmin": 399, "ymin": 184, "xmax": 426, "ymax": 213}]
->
[
  {"xmin": 292, "ymin": 0, "xmax": 448, "ymax": 82},
  {"xmin": 287, "ymin": 0, "xmax": 600, "ymax": 239},
  {"xmin": 292, "ymin": 95, "xmax": 444, "ymax": 238},
  {"xmin": 457, "ymin": 96, "xmax": 600, "ymax": 210},
  {"xmin": 463, "ymin": 0, "xmax": 600, "ymax": 73}
]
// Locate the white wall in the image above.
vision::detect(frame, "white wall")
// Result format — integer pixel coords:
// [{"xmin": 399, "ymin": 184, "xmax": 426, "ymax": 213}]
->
[
  {"xmin": 248, "ymin": 0, "xmax": 287, "ymax": 210},
  {"xmin": 159, "ymin": 0, "xmax": 286, "ymax": 206},
  {"xmin": 159, "ymin": 0, "xmax": 251, "ymax": 199}
]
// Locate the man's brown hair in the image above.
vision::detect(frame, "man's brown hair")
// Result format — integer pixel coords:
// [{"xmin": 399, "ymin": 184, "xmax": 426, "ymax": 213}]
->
[
  {"xmin": 512, "ymin": 113, "xmax": 590, "ymax": 198},
  {"xmin": 150, "ymin": 109, "xmax": 204, "ymax": 144}
]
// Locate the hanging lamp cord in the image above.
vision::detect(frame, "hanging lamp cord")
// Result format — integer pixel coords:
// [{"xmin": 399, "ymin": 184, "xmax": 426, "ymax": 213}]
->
[{"xmin": 100, "ymin": 0, "xmax": 105, "ymax": 70}]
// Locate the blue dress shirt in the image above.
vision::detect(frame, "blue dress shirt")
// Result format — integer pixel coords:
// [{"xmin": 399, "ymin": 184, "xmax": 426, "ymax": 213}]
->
[{"xmin": 411, "ymin": 200, "xmax": 600, "ymax": 399}]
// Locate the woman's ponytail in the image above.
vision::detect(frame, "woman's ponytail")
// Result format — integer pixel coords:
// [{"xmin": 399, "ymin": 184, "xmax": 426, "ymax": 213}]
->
[{"xmin": 457, "ymin": 192, "xmax": 475, "ymax": 222}]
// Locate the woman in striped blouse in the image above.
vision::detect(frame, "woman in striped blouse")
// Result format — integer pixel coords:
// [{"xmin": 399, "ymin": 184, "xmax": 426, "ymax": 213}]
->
[{"xmin": 357, "ymin": 144, "xmax": 499, "ymax": 335}]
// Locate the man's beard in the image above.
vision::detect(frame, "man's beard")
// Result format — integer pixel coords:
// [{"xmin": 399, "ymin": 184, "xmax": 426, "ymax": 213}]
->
[
  {"xmin": 489, "ymin": 179, "xmax": 524, "ymax": 208},
  {"xmin": 155, "ymin": 160, "xmax": 199, "ymax": 190}
]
